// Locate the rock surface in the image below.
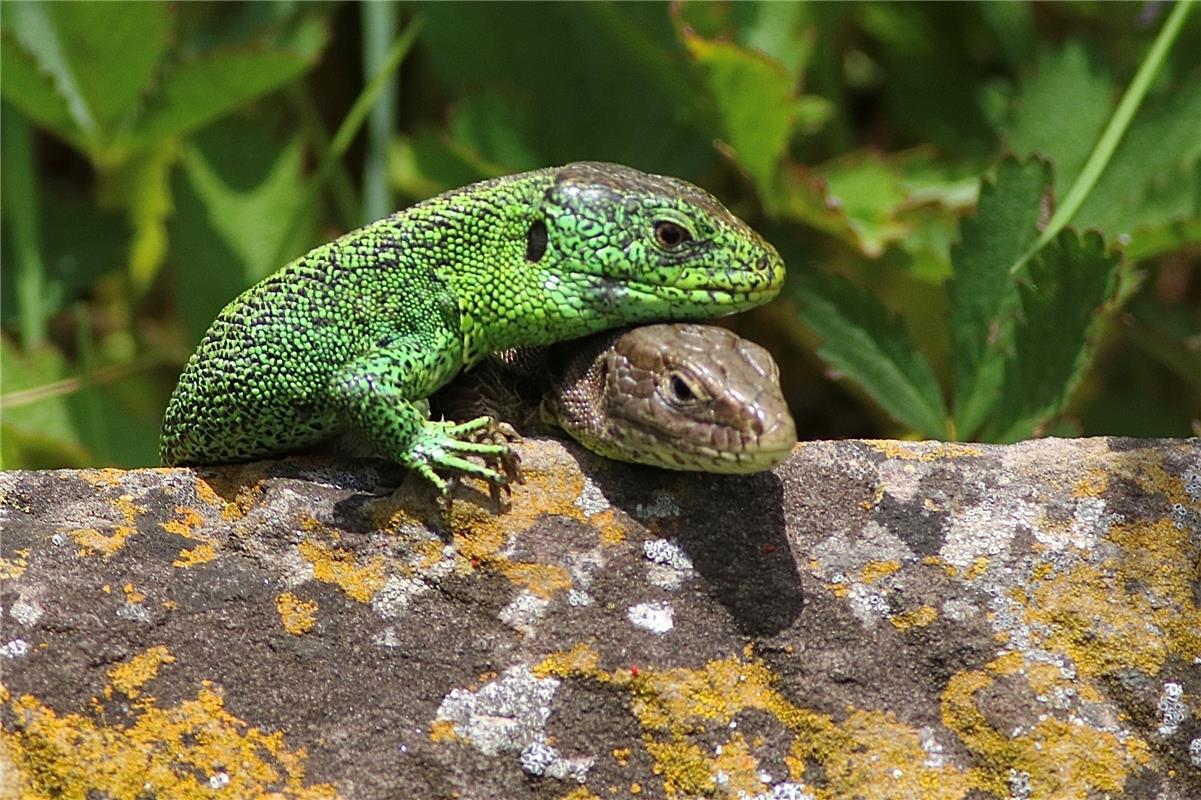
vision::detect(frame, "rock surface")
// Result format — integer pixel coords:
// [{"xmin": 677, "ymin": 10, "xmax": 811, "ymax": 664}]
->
[{"xmin": 1, "ymin": 437, "xmax": 1199, "ymax": 800}]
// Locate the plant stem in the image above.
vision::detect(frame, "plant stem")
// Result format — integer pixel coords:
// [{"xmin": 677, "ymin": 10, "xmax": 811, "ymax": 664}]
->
[
  {"xmin": 1016, "ymin": 0, "xmax": 1194, "ymax": 269},
  {"xmin": 362, "ymin": 2, "xmax": 399, "ymax": 225},
  {"xmin": 270, "ymin": 15, "xmax": 423, "ymax": 269},
  {"xmin": 2, "ymin": 103, "xmax": 49, "ymax": 349}
]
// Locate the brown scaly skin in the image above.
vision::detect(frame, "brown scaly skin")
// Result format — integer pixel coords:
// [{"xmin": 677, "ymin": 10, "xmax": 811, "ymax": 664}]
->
[{"xmin": 438, "ymin": 324, "xmax": 796, "ymax": 474}]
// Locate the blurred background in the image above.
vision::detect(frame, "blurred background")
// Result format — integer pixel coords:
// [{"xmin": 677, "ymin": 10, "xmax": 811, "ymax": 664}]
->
[{"xmin": 2, "ymin": 1, "xmax": 1198, "ymax": 469}]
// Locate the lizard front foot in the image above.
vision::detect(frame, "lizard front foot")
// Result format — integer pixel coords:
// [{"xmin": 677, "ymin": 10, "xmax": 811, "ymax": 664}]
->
[{"xmin": 408, "ymin": 416, "xmax": 523, "ymax": 504}]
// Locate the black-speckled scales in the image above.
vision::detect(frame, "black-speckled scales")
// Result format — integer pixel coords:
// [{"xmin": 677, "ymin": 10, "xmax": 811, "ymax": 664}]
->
[{"xmin": 161, "ymin": 162, "xmax": 784, "ymax": 485}]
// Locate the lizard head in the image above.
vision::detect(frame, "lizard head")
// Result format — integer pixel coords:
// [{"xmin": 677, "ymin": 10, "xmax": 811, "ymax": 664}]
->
[{"xmin": 535, "ymin": 162, "xmax": 785, "ymax": 323}]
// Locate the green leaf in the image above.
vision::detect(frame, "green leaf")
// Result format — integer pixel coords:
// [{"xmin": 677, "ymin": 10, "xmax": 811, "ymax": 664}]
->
[
  {"xmin": 0, "ymin": 24, "xmax": 84, "ymax": 149},
  {"xmin": 168, "ymin": 119, "xmax": 314, "ymax": 343},
  {"xmin": 949, "ymin": 157, "xmax": 1051, "ymax": 438},
  {"xmin": 448, "ymin": 93, "xmax": 541, "ymax": 173},
  {"xmin": 981, "ymin": 230, "xmax": 1120, "ymax": 442},
  {"xmin": 44, "ymin": 1, "xmax": 171, "ymax": 133},
  {"xmin": 0, "ymin": 1, "xmax": 171, "ymax": 151},
  {"xmin": 388, "ymin": 133, "xmax": 492, "ymax": 201},
  {"xmin": 1, "ymin": 1, "xmax": 98, "ymax": 139},
  {"xmin": 1004, "ymin": 42, "xmax": 1113, "ymax": 200},
  {"xmin": 414, "ymin": 2, "xmax": 711, "ymax": 175},
  {"xmin": 684, "ymin": 31, "xmax": 797, "ymax": 199},
  {"xmin": 729, "ymin": 1, "xmax": 815, "ymax": 82},
  {"xmin": 128, "ymin": 15, "xmax": 328, "ymax": 151},
  {"xmin": 815, "ymin": 151, "xmax": 908, "ymax": 257},
  {"xmin": 0, "ymin": 336, "xmax": 90, "ymax": 469},
  {"xmin": 1, "ymin": 185, "xmax": 128, "ymax": 330},
  {"xmin": 98, "ymin": 138, "xmax": 181, "ymax": 293},
  {"xmin": 793, "ymin": 272, "xmax": 947, "ymax": 439},
  {"xmin": 1074, "ymin": 75, "xmax": 1201, "ymax": 245}
]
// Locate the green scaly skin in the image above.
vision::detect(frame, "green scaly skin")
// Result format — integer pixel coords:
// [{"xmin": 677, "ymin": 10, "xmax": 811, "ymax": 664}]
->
[
  {"xmin": 438, "ymin": 323, "xmax": 797, "ymax": 473},
  {"xmin": 160, "ymin": 162, "xmax": 784, "ymax": 493}
]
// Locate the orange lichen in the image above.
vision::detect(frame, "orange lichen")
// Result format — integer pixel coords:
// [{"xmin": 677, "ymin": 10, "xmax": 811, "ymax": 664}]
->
[
  {"xmin": 865, "ymin": 440, "xmax": 984, "ymax": 462},
  {"xmin": 890, "ymin": 605, "xmax": 938, "ymax": 630},
  {"xmin": 276, "ymin": 592, "xmax": 318, "ymax": 636},
  {"xmin": 122, "ymin": 583, "xmax": 145, "ymax": 604},
  {"xmin": 79, "ymin": 468, "xmax": 124, "ymax": 487},
  {"xmin": 429, "ymin": 719, "xmax": 459, "ymax": 743},
  {"xmin": 172, "ymin": 542, "xmax": 217, "ymax": 568},
  {"xmin": 1024, "ymin": 518, "xmax": 1201, "ymax": 678},
  {"xmin": 0, "ymin": 550, "xmax": 29, "ymax": 580},
  {"xmin": 502, "ymin": 562, "xmax": 573, "ymax": 599},
  {"xmin": 538, "ymin": 650, "xmax": 976, "ymax": 799},
  {"xmin": 107, "ymin": 646, "xmax": 175, "ymax": 699},
  {"xmin": 860, "ymin": 560, "xmax": 901, "ymax": 584},
  {"xmin": 2, "ymin": 680, "xmax": 335, "ymax": 799},
  {"xmin": 69, "ymin": 527, "xmax": 136, "ymax": 558},
  {"xmin": 941, "ymin": 655, "xmax": 1150, "ymax": 798},
  {"xmin": 160, "ymin": 506, "xmax": 207, "ymax": 539},
  {"xmin": 298, "ymin": 539, "xmax": 386, "ymax": 603}
]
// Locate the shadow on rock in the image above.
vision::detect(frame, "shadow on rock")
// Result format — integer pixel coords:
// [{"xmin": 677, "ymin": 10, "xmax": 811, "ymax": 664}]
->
[{"xmin": 587, "ymin": 452, "xmax": 803, "ymax": 637}]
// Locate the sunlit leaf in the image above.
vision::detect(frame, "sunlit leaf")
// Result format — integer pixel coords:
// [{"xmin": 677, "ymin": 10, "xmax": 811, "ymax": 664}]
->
[
  {"xmin": 684, "ymin": 31, "xmax": 797, "ymax": 199},
  {"xmin": 793, "ymin": 272, "xmax": 947, "ymax": 439},
  {"xmin": 168, "ymin": 120, "xmax": 315, "ymax": 343},
  {"xmin": 1004, "ymin": 42, "xmax": 1113, "ymax": 200},
  {"xmin": 0, "ymin": 337, "xmax": 90, "ymax": 469}
]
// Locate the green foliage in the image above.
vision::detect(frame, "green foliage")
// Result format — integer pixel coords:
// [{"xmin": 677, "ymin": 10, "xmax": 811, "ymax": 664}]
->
[
  {"xmin": 793, "ymin": 272, "xmax": 946, "ymax": 439},
  {"xmin": 949, "ymin": 158, "xmax": 1051, "ymax": 437},
  {"xmin": 2, "ymin": 1, "xmax": 1198, "ymax": 468}
]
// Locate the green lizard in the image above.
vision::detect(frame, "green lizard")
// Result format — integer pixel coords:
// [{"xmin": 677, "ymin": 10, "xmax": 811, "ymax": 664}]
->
[
  {"xmin": 438, "ymin": 324, "xmax": 796, "ymax": 473},
  {"xmin": 161, "ymin": 162, "xmax": 784, "ymax": 493}
]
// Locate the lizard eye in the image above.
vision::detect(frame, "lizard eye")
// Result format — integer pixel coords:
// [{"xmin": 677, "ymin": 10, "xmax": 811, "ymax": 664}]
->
[
  {"xmin": 526, "ymin": 219, "xmax": 548, "ymax": 262},
  {"xmin": 653, "ymin": 220, "xmax": 692, "ymax": 250},
  {"xmin": 665, "ymin": 371, "xmax": 704, "ymax": 405}
]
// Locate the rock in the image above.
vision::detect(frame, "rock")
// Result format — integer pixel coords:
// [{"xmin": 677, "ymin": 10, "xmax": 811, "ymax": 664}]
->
[{"xmin": 1, "ymin": 437, "xmax": 1199, "ymax": 799}]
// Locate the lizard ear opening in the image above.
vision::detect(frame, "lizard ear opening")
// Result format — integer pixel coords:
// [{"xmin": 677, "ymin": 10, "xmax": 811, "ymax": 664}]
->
[{"xmin": 526, "ymin": 219, "xmax": 548, "ymax": 262}]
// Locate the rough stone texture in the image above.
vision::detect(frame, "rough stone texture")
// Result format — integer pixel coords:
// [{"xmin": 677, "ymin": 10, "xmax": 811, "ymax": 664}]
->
[{"xmin": 1, "ymin": 437, "xmax": 1199, "ymax": 800}]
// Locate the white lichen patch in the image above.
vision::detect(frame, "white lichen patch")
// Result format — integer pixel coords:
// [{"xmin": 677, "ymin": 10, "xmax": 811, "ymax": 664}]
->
[
  {"xmin": 279, "ymin": 546, "xmax": 315, "ymax": 588},
  {"xmin": 809, "ymin": 521, "xmax": 913, "ymax": 579},
  {"xmin": 436, "ymin": 665, "xmax": 560, "ymax": 757},
  {"xmin": 0, "ymin": 639, "xmax": 29, "ymax": 658},
  {"xmin": 751, "ymin": 783, "xmax": 817, "ymax": 800},
  {"xmin": 373, "ymin": 627, "xmax": 402, "ymax": 648},
  {"xmin": 940, "ymin": 490, "xmax": 1039, "ymax": 569},
  {"xmin": 9, "ymin": 595, "xmax": 44, "ymax": 627},
  {"xmin": 877, "ymin": 461, "xmax": 923, "ymax": 502},
  {"xmin": 627, "ymin": 601, "xmax": 674, "ymax": 634},
  {"xmin": 519, "ymin": 740, "xmax": 594, "ymax": 783},
  {"xmin": 643, "ymin": 538, "xmax": 694, "ymax": 590},
  {"xmin": 846, "ymin": 583, "xmax": 891, "ymax": 627},
  {"xmin": 633, "ymin": 491, "xmax": 681, "ymax": 519},
  {"xmin": 1031, "ymin": 496, "xmax": 1119, "ymax": 552},
  {"xmin": 919, "ymin": 726, "xmax": 946, "ymax": 769},
  {"xmin": 500, "ymin": 591, "xmax": 549, "ymax": 635},
  {"xmin": 1157, "ymin": 682, "xmax": 1187, "ymax": 736},
  {"xmin": 372, "ymin": 575, "xmax": 429, "ymax": 619},
  {"xmin": 573, "ymin": 475, "xmax": 609, "ymax": 517},
  {"xmin": 940, "ymin": 598, "xmax": 978, "ymax": 622},
  {"xmin": 116, "ymin": 603, "xmax": 151, "ymax": 623}
]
